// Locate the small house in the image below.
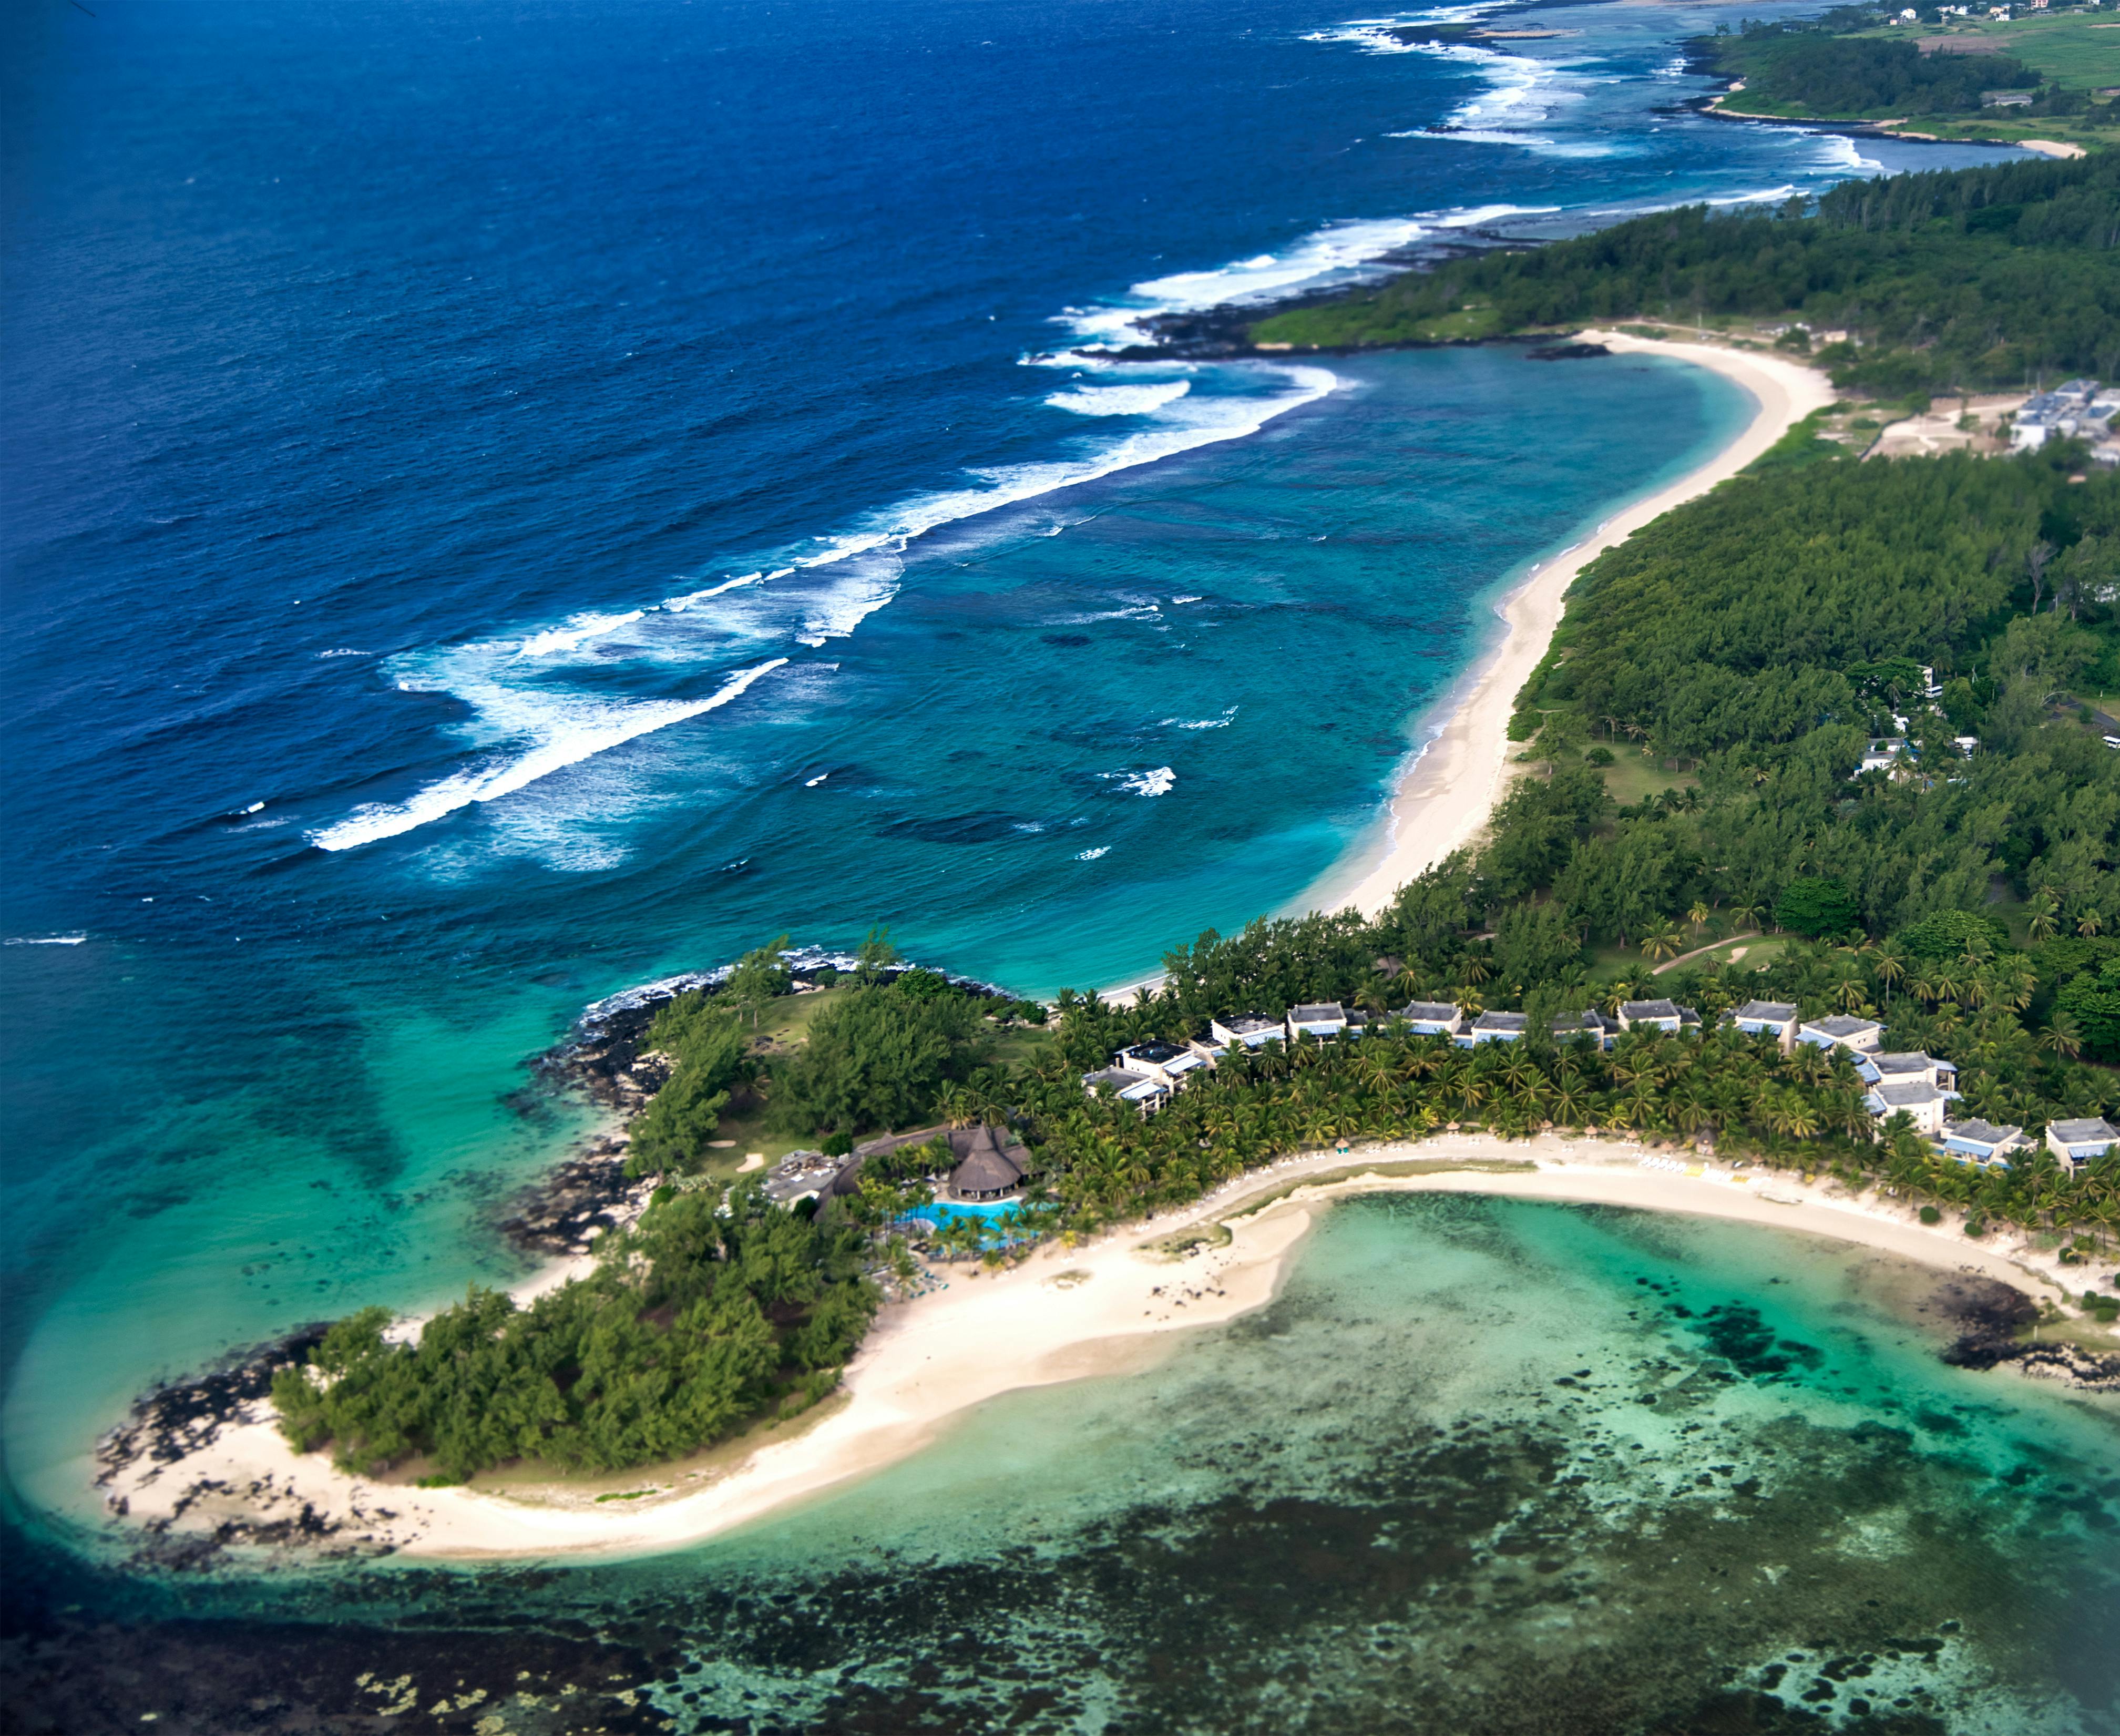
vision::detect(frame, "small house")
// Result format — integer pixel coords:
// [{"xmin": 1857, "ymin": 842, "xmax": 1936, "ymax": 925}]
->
[
  {"xmin": 1617, "ymin": 998, "xmax": 1692, "ymax": 1035},
  {"xmin": 1396, "ymin": 1000, "xmax": 1465, "ymax": 1038},
  {"xmin": 2045, "ymin": 1117, "xmax": 2118, "ymax": 1171},
  {"xmin": 1083, "ymin": 1067, "xmax": 1169, "ymax": 1114},
  {"xmin": 1550, "ymin": 1009, "xmax": 1618, "ymax": 1049},
  {"xmin": 1726, "ymin": 1000, "xmax": 1799, "ymax": 1051},
  {"xmin": 1114, "ymin": 1040, "xmax": 1207, "ymax": 1088},
  {"xmin": 1863, "ymin": 1078, "xmax": 1957, "ymax": 1136},
  {"xmin": 1211, "ymin": 1014, "xmax": 1283, "ymax": 1050},
  {"xmin": 1798, "ymin": 1014, "xmax": 1885, "ymax": 1055},
  {"xmin": 1856, "ymin": 1051, "xmax": 1956, "ymax": 1091},
  {"xmin": 1460, "ymin": 1010, "xmax": 1528, "ymax": 1047},
  {"xmin": 1286, "ymin": 1002, "xmax": 1349, "ymax": 1043},
  {"xmin": 1937, "ymin": 1118, "xmax": 2032, "ymax": 1166}
]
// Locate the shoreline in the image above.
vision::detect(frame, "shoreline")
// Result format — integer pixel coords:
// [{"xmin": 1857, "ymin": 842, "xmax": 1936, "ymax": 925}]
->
[
  {"xmin": 1293, "ymin": 333, "xmax": 1834, "ymax": 923},
  {"xmin": 1094, "ymin": 333, "xmax": 1831, "ymax": 1003},
  {"xmin": 90, "ymin": 1129, "xmax": 2112, "ymax": 1570}
]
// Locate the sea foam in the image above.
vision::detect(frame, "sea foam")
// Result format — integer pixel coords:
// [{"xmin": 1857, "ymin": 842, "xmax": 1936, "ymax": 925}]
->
[
  {"xmin": 1047, "ymin": 381, "xmax": 1193, "ymax": 416},
  {"xmin": 310, "ymin": 659, "xmax": 787, "ymax": 851}
]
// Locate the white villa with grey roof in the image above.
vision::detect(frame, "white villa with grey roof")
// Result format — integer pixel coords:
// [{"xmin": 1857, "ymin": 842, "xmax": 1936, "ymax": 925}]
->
[
  {"xmin": 1798, "ymin": 1014, "xmax": 1885, "ymax": 1054},
  {"xmin": 1617, "ymin": 999, "xmax": 1697, "ymax": 1035},
  {"xmin": 1857, "ymin": 1051, "xmax": 1955, "ymax": 1091},
  {"xmin": 1550, "ymin": 1009, "xmax": 1618, "ymax": 1049},
  {"xmin": 1286, "ymin": 1002, "xmax": 1350, "ymax": 1041},
  {"xmin": 1726, "ymin": 1000, "xmax": 1799, "ymax": 1051},
  {"xmin": 2046, "ymin": 1117, "xmax": 2119, "ymax": 1171},
  {"xmin": 1460, "ymin": 1011, "xmax": 1528, "ymax": 1046},
  {"xmin": 1396, "ymin": 1000, "xmax": 1465, "ymax": 1038},
  {"xmin": 1937, "ymin": 1119, "xmax": 2032, "ymax": 1166},
  {"xmin": 1863, "ymin": 1077, "xmax": 1958, "ymax": 1136},
  {"xmin": 1114, "ymin": 1040, "xmax": 1207, "ymax": 1088},
  {"xmin": 1211, "ymin": 1014, "xmax": 1283, "ymax": 1050}
]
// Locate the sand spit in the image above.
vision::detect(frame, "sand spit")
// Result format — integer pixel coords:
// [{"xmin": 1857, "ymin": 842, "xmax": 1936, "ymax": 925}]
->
[{"xmin": 93, "ymin": 1130, "xmax": 2112, "ymax": 1569}]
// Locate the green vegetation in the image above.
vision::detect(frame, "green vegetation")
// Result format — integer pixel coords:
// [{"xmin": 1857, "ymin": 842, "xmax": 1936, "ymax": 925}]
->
[
  {"xmin": 970, "ymin": 446, "xmax": 2120, "ymax": 1259},
  {"xmin": 624, "ymin": 993, "xmax": 755, "ymax": 1177},
  {"xmin": 1973, "ymin": 14, "xmax": 2120, "ymax": 94},
  {"xmin": 766, "ymin": 971, "xmax": 992, "ymax": 1141},
  {"xmin": 270, "ymin": 1180, "xmax": 877, "ymax": 1482},
  {"xmin": 1706, "ymin": 24, "xmax": 2036, "ymax": 118},
  {"xmin": 1249, "ymin": 154, "xmax": 2120, "ymax": 398},
  {"xmin": 1684, "ymin": 7, "xmax": 2120, "ymax": 149}
]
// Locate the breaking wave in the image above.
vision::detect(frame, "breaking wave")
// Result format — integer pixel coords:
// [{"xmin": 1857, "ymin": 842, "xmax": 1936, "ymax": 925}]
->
[{"xmin": 309, "ymin": 659, "xmax": 787, "ymax": 852}]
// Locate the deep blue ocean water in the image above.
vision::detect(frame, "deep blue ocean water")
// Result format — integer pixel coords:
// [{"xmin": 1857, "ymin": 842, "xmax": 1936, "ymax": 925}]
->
[{"xmin": 0, "ymin": 0, "xmax": 2062, "ymax": 1640}]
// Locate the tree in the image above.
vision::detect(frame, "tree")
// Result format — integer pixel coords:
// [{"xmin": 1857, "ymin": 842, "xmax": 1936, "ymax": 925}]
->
[
  {"xmin": 725, "ymin": 934, "xmax": 793, "ymax": 1027},
  {"xmin": 855, "ymin": 924, "xmax": 901, "ymax": 983},
  {"xmin": 1774, "ymin": 877, "xmax": 1859, "ymax": 940}
]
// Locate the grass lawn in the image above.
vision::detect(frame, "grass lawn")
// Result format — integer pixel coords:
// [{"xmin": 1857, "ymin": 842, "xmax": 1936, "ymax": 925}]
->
[
  {"xmin": 1967, "ymin": 15, "xmax": 2120, "ymax": 90},
  {"xmin": 1586, "ymin": 749, "xmax": 1701, "ymax": 810}
]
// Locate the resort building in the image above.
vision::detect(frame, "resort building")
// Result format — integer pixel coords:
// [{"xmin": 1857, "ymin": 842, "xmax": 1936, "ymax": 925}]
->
[
  {"xmin": 1616, "ymin": 999, "xmax": 1698, "ymax": 1035},
  {"xmin": 1856, "ymin": 1051, "xmax": 1956, "ymax": 1091},
  {"xmin": 1113, "ymin": 1040, "xmax": 1208, "ymax": 1088},
  {"xmin": 2045, "ymin": 1117, "xmax": 2119, "ymax": 1172},
  {"xmin": 763, "ymin": 1148, "xmax": 846, "ymax": 1208},
  {"xmin": 1082, "ymin": 1066, "xmax": 1169, "ymax": 1113},
  {"xmin": 946, "ymin": 1124, "xmax": 1030, "ymax": 1201},
  {"xmin": 1211, "ymin": 1014, "xmax": 1284, "ymax": 1050},
  {"xmin": 1797, "ymin": 1014, "xmax": 1886, "ymax": 1055},
  {"xmin": 2011, "ymin": 380, "xmax": 2111, "ymax": 450},
  {"xmin": 1460, "ymin": 1011, "xmax": 1528, "ymax": 1046},
  {"xmin": 1725, "ymin": 1000, "xmax": 1799, "ymax": 1051},
  {"xmin": 1937, "ymin": 1119, "xmax": 2032, "ymax": 1166},
  {"xmin": 1855, "ymin": 738, "xmax": 1912, "ymax": 778},
  {"xmin": 1550, "ymin": 1009, "xmax": 1618, "ymax": 1049},
  {"xmin": 1863, "ymin": 1078, "xmax": 1958, "ymax": 1136},
  {"xmin": 1396, "ymin": 1000, "xmax": 1466, "ymax": 1038},
  {"xmin": 1286, "ymin": 1002, "xmax": 1350, "ymax": 1042}
]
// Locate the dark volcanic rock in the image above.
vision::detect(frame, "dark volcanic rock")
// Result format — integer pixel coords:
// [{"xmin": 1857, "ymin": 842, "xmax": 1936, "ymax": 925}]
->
[
  {"xmin": 494, "ymin": 1136, "xmax": 648, "ymax": 1258},
  {"xmin": 1527, "ymin": 341, "xmax": 1611, "ymax": 361},
  {"xmin": 1922, "ymin": 1274, "xmax": 2120, "ymax": 1388},
  {"xmin": 94, "ymin": 1326, "xmax": 330, "ymax": 1487}
]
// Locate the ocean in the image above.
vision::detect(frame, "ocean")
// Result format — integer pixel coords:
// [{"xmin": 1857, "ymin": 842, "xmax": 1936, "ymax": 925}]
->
[{"xmin": 4, "ymin": 0, "xmax": 2098, "ymax": 1722}]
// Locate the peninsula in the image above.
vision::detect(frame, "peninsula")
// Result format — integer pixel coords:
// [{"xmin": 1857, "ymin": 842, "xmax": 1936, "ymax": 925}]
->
[{"xmin": 89, "ymin": 147, "xmax": 2120, "ymax": 1569}]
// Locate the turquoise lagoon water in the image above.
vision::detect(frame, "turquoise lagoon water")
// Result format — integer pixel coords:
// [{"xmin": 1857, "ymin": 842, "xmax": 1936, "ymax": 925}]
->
[
  {"xmin": 3, "ymin": 345, "xmax": 1751, "ymax": 1529},
  {"xmin": 107, "ymin": 1198, "xmax": 2120, "ymax": 1732},
  {"xmin": 6, "ymin": 0, "xmax": 2087, "ymax": 1709}
]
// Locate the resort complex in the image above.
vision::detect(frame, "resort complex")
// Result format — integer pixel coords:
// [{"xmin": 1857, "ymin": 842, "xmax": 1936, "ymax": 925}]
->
[{"xmin": 1066, "ymin": 995, "xmax": 2120, "ymax": 1178}]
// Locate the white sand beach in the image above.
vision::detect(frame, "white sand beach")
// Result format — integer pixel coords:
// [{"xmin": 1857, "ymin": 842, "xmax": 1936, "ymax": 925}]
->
[
  {"xmin": 1300, "ymin": 335, "xmax": 1834, "ymax": 922},
  {"xmin": 96, "ymin": 1131, "xmax": 2109, "ymax": 1567}
]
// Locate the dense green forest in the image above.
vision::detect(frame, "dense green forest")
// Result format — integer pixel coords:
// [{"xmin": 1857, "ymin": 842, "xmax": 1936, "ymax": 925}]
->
[
  {"xmin": 1249, "ymin": 154, "xmax": 2120, "ymax": 395},
  {"xmin": 1698, "ymin": 20, "xmax": 2039, "ymax": 117},
  {"xmin": 271, "ymin": 1181, "xmax": 877, "ymax": 1480}
]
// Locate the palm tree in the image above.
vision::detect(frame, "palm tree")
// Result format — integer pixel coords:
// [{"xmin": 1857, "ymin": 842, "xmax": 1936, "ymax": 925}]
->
[
  {"xmin": 2080, "ymin": 908, "xmax": 2106, "ymax": 939},
  {"xmin": 1871, "ymin": 942, "xmax": 1908, "ymax": 1007},
  {"xmin": 1687, "ymin": 900, "xmax": 1713, "ymax": 934},
  {"xmin": 2026, "ymin": 890, "xmax": 2060, "ymax": 943},
  {"xmin": 1642, "ymin": 925, "xmax": 1685, "ymax": 964},
  {"xmin": 1830, "ymin": 964, "xmax": 1868, "ymax": 1013},
  {"xmin": 2040, "ymin": 1011, "xmax": 2084, "ymax": 1060}
]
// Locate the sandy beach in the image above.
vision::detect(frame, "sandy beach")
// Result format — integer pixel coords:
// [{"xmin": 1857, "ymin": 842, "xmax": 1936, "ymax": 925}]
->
[
  {"xmin": 1298, "ymin": 334, "xmax": 1834, "ymax": 922},
  {"xmin": 96, "ymin": 1129, "xmax": 2111, "ymax": 1568}
]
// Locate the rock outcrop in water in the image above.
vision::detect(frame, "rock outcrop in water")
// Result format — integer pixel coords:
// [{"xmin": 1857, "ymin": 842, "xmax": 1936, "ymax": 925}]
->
[{"xmin": 1924, "ymin": 1274, "xmax": 2120, "ymax": 1390}]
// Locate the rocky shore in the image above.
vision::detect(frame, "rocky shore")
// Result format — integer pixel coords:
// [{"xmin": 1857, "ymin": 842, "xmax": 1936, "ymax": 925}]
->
[
  {"xmin": 1926, "ymin": 1274, "xmax": 2120, "ymax": 1391},
  {"xmin": 89, "ymin": 1326, "xmax": 412, "ymax": 1571}
]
